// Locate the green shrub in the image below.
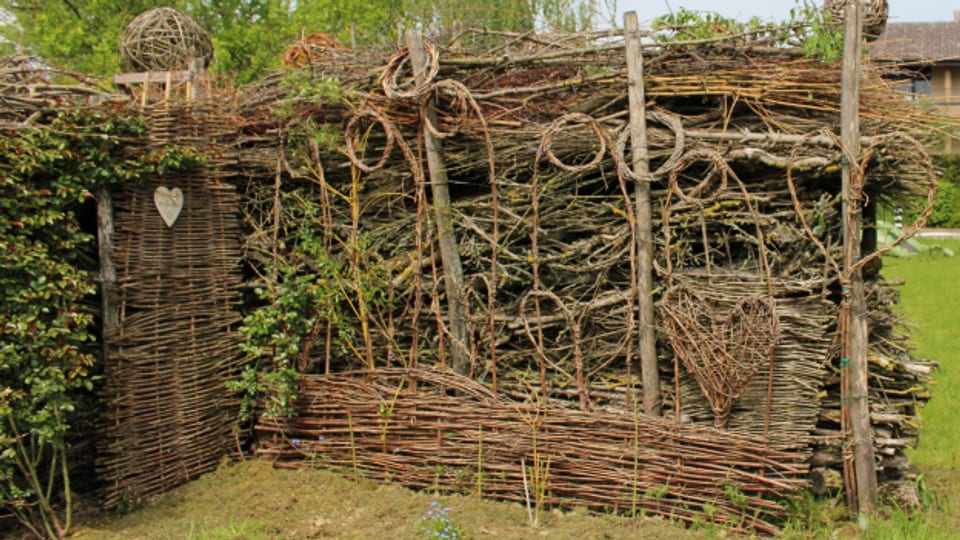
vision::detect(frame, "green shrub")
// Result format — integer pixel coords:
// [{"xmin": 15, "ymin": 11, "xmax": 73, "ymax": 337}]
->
[{"xmin": 0, "ymin": 109, "xmax": 199, "ymax": 538}]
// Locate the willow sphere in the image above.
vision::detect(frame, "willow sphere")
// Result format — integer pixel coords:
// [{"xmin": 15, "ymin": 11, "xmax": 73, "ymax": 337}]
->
[{"xmin": 120, "ymin": 7, "xmax": 214, "ymax": 71}]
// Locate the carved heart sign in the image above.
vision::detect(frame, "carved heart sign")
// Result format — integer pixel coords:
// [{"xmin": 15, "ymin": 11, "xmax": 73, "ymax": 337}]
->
[
  {"xmin": 659, "ymin": 284, "xmax": 780, "ymax": 428},
  {"xmin": 153, "ymin": 186, "xmax": 184, "ymax": 227}
]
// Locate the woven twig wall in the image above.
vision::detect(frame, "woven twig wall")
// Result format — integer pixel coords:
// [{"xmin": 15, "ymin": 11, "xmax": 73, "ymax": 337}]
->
[
  {"xmin": 660, "ymin": 271, "xmax": 832, "ymax": 448},
  {"xmin": 233, "ymin": 32, "xmax": 936, "ymax": 502},
  {"xmin": 97, "ymin": 107, "xmax": 243, "ymax": 508}
]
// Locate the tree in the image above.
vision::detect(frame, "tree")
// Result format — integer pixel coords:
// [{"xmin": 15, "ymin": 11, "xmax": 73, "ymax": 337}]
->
[
  {"xmin": 0, "ymin": 0, "xmax": 397, "ymax": 82},
  {"xmin": 1, "ymin": 0, "xmax": 607, "ymax": 84},
  {"xmin": 0, "ymin": 1, "xmax": 170, "ymax": 75}
]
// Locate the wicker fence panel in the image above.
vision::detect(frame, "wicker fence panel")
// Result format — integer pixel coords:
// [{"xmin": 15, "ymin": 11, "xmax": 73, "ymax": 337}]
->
[
  {"xmin": 97, "ymin": 157, "xmax": 243, "ymax": 508},
  {"xmin": 258, "ymin": 368, "xmax": 809, "ymax": 535}
]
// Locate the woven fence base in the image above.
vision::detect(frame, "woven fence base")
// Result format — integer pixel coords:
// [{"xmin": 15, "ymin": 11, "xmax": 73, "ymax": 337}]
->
[{"xmin": 257, "ymin": 368, "xmax": 808, "ymax": 535}]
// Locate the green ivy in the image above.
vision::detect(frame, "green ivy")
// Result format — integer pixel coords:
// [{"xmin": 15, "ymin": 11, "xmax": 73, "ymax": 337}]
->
[
  {"xmin": 230, "ymin": 195, "xmax": 391, "ymax": 421},
  {"xmin": 796, "ymin": 3, "xmax": 844, "ymax": 64},
  {"xmin": 0, "ymin": 108, "xmax": 200, "ymax": 538},
  {"xmin": 652, "ymin": 7, "xmax": 756, "ymax": 42}
]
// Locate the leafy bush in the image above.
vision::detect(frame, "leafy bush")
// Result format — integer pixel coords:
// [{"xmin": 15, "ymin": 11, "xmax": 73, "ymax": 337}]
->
[
  {"xmin": 894, "ymin": 154, "xmax": 960, "ymax": 229},
  {"xmin": 651, "ymin": 1, "xmax": 844, "ymax": 62},
  {"xmin": 229, "ymin": 193, "xmax": 392, "ymax": 421},
  {"xmin": 0, "ymin": 109, "xmax": 198, "ymax": 538},
  {"xmin": 927, "ymin": 155, "xmax": 960, "ymax": 228}
]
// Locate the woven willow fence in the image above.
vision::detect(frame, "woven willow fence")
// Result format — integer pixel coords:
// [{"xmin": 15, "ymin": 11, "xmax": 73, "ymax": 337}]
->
[
  {"xmin": 96, "ymin": 104, "xmax": 245, "ymax": 508},
  {"xmin": 73, "ymin": 22, "xmax": 941, "ymax": 532},
  {"xmin": 258, "ymin": 368, "xmax": 808, "ymax": 535},
  {"xmin": 233, "ymin": 29, "xmax": 938, "ymax": 516},
  {"xmin": 225, "ymin": 29, "xmax": 943, "ymax": 533}
]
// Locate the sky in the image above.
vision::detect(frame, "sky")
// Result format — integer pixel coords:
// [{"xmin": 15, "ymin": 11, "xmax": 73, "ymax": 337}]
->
[{"xmin": 616, "ymin": 1, "xmax": 957, "ymax": 27}]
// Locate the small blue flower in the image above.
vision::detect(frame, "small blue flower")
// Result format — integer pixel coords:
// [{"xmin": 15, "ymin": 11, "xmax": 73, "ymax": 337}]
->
[
  {"xmin": 418, "ymin": 501, "xmax": 463, "ymax": 540},
  {"xmin": 291, "ymin": 438, "xmax": 301, "ymax": 447}
]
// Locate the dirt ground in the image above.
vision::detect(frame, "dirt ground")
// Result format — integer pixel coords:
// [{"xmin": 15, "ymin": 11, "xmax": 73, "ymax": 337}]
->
[{"xmin": 69, "ymin": 459, "xmax": 714, "ymax": 540}]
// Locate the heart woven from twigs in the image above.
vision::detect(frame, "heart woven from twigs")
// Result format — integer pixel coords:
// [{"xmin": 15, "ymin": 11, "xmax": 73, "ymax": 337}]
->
[{"xmin": 659, "ymin": 284, "xmax": 779, "ymax": 428}]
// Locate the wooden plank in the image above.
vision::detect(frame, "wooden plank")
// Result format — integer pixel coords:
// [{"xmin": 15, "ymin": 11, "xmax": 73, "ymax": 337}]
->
[
  {"xmin": 406, "ymin": 30, "xmax": 470, "ymax": 376},
  {"xmin": 114, "ymin": 70, "xmax": 193, "ymax": 85},
  {"xmin": 140, "ymin": 72, "xmax": 149, "ymax": 108},
  {"xmin": 840, "ymin": 0, "xmax": 878, "ymax": 515},
  {"xmin": 624, "ymin": 11, "xmax": 661, "ymax": 416}
]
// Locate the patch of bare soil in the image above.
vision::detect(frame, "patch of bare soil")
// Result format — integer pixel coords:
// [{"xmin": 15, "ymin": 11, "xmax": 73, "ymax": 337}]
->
[{"xmin": 69, "ymin": 459, "xmax": 709, "ymax": 539}]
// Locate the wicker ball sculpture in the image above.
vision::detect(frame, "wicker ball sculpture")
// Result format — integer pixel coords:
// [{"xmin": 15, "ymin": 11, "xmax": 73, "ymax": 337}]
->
[
  {"xmin": 822, "ymin": 0, "xmax": 889, "ymax": 41},
  {"xmin": 120, "ymin": 7, "xmax": 213, "ymax": 71}
]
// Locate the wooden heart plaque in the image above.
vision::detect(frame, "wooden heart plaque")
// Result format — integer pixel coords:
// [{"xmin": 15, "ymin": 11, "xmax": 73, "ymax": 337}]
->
[{"xmin": 153, "ymin": 186, "xmax": 184, "ymax": 227}]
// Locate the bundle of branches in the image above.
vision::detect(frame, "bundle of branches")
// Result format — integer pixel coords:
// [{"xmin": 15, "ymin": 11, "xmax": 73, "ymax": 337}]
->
[
  {"xmin": 0, "ymin": 55, "xmax": 119, "ymax": 126},
  {"xmin": 231, "ymin": 27, "xmax": 938, "ymax": 493},
  {"xmin": 809, "ymin": 280, "xmax": 937, "ymax": 494},
  {"xmin": 257, "ymin": 368, "xmax": 808, "ymax": 536}
]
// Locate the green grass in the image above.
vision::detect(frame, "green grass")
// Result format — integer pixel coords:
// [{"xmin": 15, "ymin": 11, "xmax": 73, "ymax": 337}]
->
[
  {"xmin": 882, "ymin": 239, "xmax": 960, "ymax": 469},
  {"xmin": 184, "ymin": 518, "xmax": 276, "ymax": 540},
  {"xmin": 871, "ymin": 238, "xmax": 960, "ymax": 537}
]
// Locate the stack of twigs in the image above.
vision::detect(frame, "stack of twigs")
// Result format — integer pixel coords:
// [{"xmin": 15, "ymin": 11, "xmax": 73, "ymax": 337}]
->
[
  {"xmin": 811, "ymin": 281, "xmax": 938, "ymax": 483},
  {"xmin": 258, "ymin": 368, "xmax": 808, "ymax": 536},
  {"xmin": 227, "ymin": 27, "xmax": 937, "ymax": 507},
  {"xmin": 0, "ymin": 55, "xmax": 118, "ymax": 126}
]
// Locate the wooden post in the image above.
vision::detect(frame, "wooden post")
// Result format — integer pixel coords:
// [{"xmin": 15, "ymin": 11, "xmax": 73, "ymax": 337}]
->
[
  {"xmin": 623, "ymin": 11, "xmax": 660, "ymax": 416},
  {"xmin": 840, "ymin": 0, "xmax": 877, "ymax": 515},
  {"xmin": 186, "ymin": 59, "xmax": 200, "ymax": 102},
  {"xmin": 624, "ymin": 12, "xmax": 661, "ymax": 416},
  {"xmin": 96, "ymin": 187, "xmax": 119, "ymax": 361},
  {"xmin": 406, "ymin": 30, "xmax": 470, "ymax": 376},
  {"xmin": 140, "ymin": 71, "xmax": 149, "ymax": 108},
  {"xmin": 164, "ymin": 71, "xmax": 173, "ymax": 105}
]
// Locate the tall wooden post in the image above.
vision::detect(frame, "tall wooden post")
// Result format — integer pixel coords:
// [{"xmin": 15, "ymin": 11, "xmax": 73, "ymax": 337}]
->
[
  {"xmin": 96, "ymin": 187, "xmax": 118, "ymax": 359},
  {"xmin": 840, "ymin": 0, "xmax": 877, "ymax": 514},
  {"xmin": 406, "ymin": 30, "xmax": 470, "ymax": 376},
  {"xmin": 624, "ymin": 12, "xmax": 661, "ymax": 416}
]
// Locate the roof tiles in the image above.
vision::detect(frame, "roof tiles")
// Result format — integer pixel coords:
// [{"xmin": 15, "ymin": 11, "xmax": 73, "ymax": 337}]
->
[{"xmin": 870, "ymin": 18, "xmax": 960, "ymax": 62}]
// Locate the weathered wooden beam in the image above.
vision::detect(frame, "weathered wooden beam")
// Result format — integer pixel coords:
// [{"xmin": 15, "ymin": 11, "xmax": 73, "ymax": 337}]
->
[
  {"xmin": 840, "ymin": 0, "xmax": 878, "ymax": 515},
  {"xmin": 96, "ymin": 187, "xmax": 118, "ymax": 361},
  {"xmin": 624, "ymin": 11, "xmax": 661, "ymax": 416},
  {"xmin": 406, "ymin": 30, "xmax": 470, "ymax": 376}
]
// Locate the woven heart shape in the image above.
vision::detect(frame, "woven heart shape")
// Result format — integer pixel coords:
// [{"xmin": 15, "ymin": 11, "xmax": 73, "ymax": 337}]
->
[
  {"xmin": 660, "ymin": 285, "xmax": 779, "ymax": 428},
  {"xmin": 153, "ymin": 186, "xmax": 184, "ymax": 227}
]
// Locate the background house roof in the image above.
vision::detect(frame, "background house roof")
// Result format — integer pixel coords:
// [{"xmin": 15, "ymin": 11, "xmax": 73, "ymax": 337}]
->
[{"xmin": 870, "ymin": 14, "xmax": 960, "ymax": 62}]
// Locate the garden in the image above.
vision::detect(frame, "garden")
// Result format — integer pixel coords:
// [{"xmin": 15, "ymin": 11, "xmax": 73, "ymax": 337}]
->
[{"xmin": 1, "ymin": 2, "xmax": 957, "ymax": 538}]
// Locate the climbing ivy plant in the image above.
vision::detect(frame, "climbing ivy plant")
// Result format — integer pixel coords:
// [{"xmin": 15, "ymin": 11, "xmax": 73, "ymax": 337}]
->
[
  {"xmin": 229, "ymin": 192, "xmax": 393, "ymax": 421},
  {"xmin": 230, "ymin": 218, "xmax": 356, "ymax": 421},
  {"xmin": 0, "ymin": 108, "xmax": 199, "ymax": 539}
]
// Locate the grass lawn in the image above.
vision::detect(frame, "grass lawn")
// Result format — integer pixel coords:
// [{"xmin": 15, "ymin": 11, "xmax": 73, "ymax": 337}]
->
[
  {"xmin": 883, "ymin": 242, "xmax": 960, "ymax": 470},
  {"xmin": 871, "ymin": 238, "xmax": 960, "ymax": 538}
]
